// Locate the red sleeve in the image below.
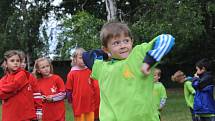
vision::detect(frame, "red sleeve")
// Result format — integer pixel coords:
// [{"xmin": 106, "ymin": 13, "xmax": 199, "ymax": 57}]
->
[
  {"xmin": 0, "ymin": 71, "xmax": 28, "ymax": 99},
  {"xmin": 66, "ymin": 71, "xmax": 74, "ymax": 92},
  {"xmin": 55, "ymin": 75, "xmax": 65, "ymax": 92},
  {"xmin": 29, "ymin": 74, "xmax": 43, "ymax": 115}
]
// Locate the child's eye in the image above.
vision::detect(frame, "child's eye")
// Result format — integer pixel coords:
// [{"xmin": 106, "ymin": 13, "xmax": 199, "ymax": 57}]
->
[
  {"xmin": 123, "ymin": 39, "xmax": 130, "ymax": 43},
  {"xmin": 112, "ymin": 41, "xmax": 121, "ymax": 46}
]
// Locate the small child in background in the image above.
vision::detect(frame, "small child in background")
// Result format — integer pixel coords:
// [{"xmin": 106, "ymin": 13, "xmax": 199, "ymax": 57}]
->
[
  {"xmin": 33, "ymin": 57, "xmax": 66, "ymax": 121},
  {"xmin": 192, "ymin": 58, "xmax": 215, "ymax": 121},
  {"xmin": 66, "ymin": 48, "xmax": 98, "ymax": 121},
  {"xmin": 171, "ymin": 70, "xmax": 199, "ymax": 121},
  {"xmin": 153, "ymin": 68, "xmax": 167, "ymax": 120},
  {"xmin": 0, "ymin": 50, "xmax": 39, "ymax": 121}
]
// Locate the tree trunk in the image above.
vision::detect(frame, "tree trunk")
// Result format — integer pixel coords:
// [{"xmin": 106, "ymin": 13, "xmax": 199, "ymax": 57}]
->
[{"xmin": 105, "ymin": 0, "xmax": 117, "ymax": 21}]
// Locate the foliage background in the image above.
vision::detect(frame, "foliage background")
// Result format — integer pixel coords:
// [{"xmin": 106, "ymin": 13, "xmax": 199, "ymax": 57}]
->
[{"xmin": 0, "ymin": 0, "xmax": 214, "ymax": 83}]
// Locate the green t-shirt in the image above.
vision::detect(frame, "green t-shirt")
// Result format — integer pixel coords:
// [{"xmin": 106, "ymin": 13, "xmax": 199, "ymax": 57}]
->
[
  {"xmin": 153, "ymin": 82, "xmax": 167, "ymax": 114},
  {"xmin": 184, "ymin": 80, "xmax": 195, "ymax": 108},
  {"xmin": 91, "ymin": 39, "xmax": 160, "ymax": 121}
]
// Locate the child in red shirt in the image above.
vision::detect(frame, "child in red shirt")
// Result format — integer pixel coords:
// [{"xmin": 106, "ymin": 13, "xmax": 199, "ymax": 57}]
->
[
  {"xmin": 33, "ymin": 57, "xmax": 66, "ymax": 121},
  {"xmin": 0, "ymin": 50, "xmax": 38, "ymax": 121},
  {"xmin": 66, "ymin": 48, "xmax": 99, "ymax": 121},
  {"xmin": 19, "ymin": 50, "xmax": 43, "ymax": 120}
]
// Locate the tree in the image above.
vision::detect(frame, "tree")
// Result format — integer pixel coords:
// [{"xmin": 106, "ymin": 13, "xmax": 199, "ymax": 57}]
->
[
  {"xmin": 56, "ymin": 11, "xmax": 105, "ymax": 59},
  {"xmin": 0, "ymin": 0, "xmax": 57, "ymax": 69},
  {"xmin": 105, "ymin": 0, "xmax": 117, "ymax": 21}
]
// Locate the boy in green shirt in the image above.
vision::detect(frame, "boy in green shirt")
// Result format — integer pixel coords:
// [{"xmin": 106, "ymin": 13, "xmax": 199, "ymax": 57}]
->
[
  {"xmin": 171, "ymin": 70, "xmax": 199, "ymax": 121},
  {"xmin": 83, "ymin": 21, "xmax": 175, "ymax": 121},
  {"xmin": 153, "ymin": 68, "xmax": 167, "ymax": 120}
]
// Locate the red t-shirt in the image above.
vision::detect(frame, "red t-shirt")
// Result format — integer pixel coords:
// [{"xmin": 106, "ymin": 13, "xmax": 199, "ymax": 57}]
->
[
  {"xmin": 91, "ymin": 79, "xmax": 100, "ymax": 119},
  {"xmin": 66, "ymin": 67, "xmax": 95, "ymax": 116},
  {"xmin": 37, "ymin": 74, "xmax": 65, "ymax": 121},
  {"xmin": 0, "ymin": 69, "xmax": 37, "ymax": 121}
]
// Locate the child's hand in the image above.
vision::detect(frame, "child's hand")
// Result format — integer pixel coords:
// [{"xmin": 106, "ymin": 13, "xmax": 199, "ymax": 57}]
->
[
  {"xmin": 42, "ymin": 95, "xmax": 46, "ymax": 101},
  {"xmin": 37, "ymin": 113, "xmax": 42, "ymax": 120},
  {"xmin": 45, "ymin": 96, "xmax": 53, "ymax": 102},
  {"xmin": 141, "ymin": 63, "xmax": 151, "ymax": 75},
  {"xmin": 194, "ymin": 73, "xmax": 199, "ymax": 78}
]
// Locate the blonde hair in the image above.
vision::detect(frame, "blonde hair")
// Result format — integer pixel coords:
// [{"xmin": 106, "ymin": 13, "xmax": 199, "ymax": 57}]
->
[
  {"xmin": 71, "ymin": 48, "xmax": 85, "ymax": 66},
  {"xmin": 33, "ymin": 57, "xmax": 53, "ymax": 79}
]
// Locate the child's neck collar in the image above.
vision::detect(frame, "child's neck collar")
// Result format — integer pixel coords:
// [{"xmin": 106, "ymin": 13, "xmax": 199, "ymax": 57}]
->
[{"xmin": 71, "ymin": 66, "xmax": 87, "ymax": 71}]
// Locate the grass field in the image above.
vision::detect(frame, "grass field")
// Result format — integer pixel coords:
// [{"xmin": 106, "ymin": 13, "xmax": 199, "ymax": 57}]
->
[{"xmin": 0, "ymin": 89, "xmax": 192, "ymax": 121}]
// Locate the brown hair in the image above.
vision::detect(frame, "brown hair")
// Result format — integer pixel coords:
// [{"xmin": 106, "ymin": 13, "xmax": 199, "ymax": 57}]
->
[
  {"xmin": 3, "ymin": 50, "xmax": 22, "ymax": 72},
  {"xmin": 17, "ymin": 50, "xmax": 26, "ymax": 61},
  {"xmin": 71, "ymin": 47, "xmax": 85, "ymax": 66},
  {"xmin": 4, "ymin": 50, "xmax": 22, "ymax": 62},
  {"xmin": 100, "ymin": 21, "xmax": 133, "ymax": 47},
  {"xmin": 33, "ymin": 57, "xmax": 53, "ymax": 79}
]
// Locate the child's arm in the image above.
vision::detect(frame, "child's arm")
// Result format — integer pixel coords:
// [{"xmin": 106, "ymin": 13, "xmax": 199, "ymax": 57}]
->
[
  {"xmin": 33, "ymin": 92, "xmax": 43, "ymax": 120},
  {"xmin": 29, "ymin": 74, "xmax": 43, "ymax": 120},
  {"xmin": 0, "ymin": 71, "xmax": 29, "ymax": 99},
  {"xmin": 142, "ymin": 34, "xmax": 175, "ymax": 74},
  {"xmin": 159, "ymin": 98, "xmax": 167, "ymax": 110},
  {"xmin": 159, "ymin": 83, "xmax": 167, "ymax": 110},
  {"xmin": 185, "ymin": 77, "xmax": 196, "ymax": 94},
  {"xmin": 192, "ymin": 74, "xmax": 213, "ymax": 90},
  {"xmin": 66, "ymin": 90, "xmax": 72, "ymax": 103},
  {"xmin": 65, "ymin": 72, "xmax": 73, "ymax": 103},
  {"xmin": 82, "ymin": 49, "xmax": 109, "ymax": 70},
  {"xmin": 46, "ymin": 92, "xmax": 66, "ymax": 102},
  {"xmin": 46, "ymin": 75, "xmax": 66, "ymax": 102}
]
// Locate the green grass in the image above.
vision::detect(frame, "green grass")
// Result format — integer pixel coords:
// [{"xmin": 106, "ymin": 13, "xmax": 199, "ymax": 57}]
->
[
  {"xmin": 162, "ymin": 89, "xmax": 192, "ymax": 121},
  {"xmin": 0, "ymin": 89, "xmax": 192, "ymax": 121}
]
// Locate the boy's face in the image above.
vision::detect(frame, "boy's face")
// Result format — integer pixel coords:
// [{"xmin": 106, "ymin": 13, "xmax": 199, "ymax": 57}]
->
[
  {"xmin": 154, "ymin": 72, "xmax": 160, "ymax": 82},
  {"xmin": 106, "ymin": 34, "xmax": 133, "ymax": 59},
  {"xmin": 196, "ymin": 66, "xmax": 205, "ymax": 75}
]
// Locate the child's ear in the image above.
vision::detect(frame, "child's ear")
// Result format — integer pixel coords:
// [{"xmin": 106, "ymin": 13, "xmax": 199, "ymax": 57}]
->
[{"xmin": 101, "ymin": 46, "xmax": 109, "ymax": 53}]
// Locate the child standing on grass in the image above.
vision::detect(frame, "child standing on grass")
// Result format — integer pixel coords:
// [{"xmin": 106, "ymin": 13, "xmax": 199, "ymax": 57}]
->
[
  {"xmin": 33, "ymin": 57, "xmax": 66, "ymax": 121},
  {"xmin": 171, "ymin": 70, "xmax": 199, "ymax": 121},
  {"xmin": 153, "ymin": 68, "xmax": 167, "ymax": 120},
  {"xmin": 0, "ymin": 50, "xmax": 39, "ymax": 121},
  {"xmin": 66, "ymin": 48, "xmax": 98, "ymax": 121},
  {"xmin": 82, "ymin": 21, "xmax": 175, "ymax": 121},
  {"xmin": 192, "ymin": 58, "xmax": 215, "ymax": 121}
]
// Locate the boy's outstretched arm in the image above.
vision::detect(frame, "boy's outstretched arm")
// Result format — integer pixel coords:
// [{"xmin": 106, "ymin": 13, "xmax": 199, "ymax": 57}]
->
[
  {"xmin": 82, "ymin": 49, "xmax": 109, "ymax": 70},
  {"xmin": 142, "ymin": 34, "xmax": 175, "ymax": 74}
]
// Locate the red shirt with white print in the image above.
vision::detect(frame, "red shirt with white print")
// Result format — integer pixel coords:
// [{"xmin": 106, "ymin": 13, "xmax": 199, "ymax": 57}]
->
[
  {"xmin": 66, "ymin": 67, "xmax": 95, "ymax": 116},
  {"xmin": 0, "ymin": 69, "xmax": 37, "ymax": 121},
  {"xmin": 37, "ymin": 74, "xmax": 66, "ymax": 121}
]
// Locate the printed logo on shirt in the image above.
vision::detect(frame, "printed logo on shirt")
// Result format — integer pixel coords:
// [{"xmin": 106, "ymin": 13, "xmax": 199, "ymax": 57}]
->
[
  {"xmin": 27, "ymin": 84, "xmax": 32, "ymax": 91},
  {"xmin": 123, "ymin": 65, "xmax": 134, "ymax": 78},
  {"xmin": 50, "ymin": 86, "xmax": 57, "ymax": 93}
]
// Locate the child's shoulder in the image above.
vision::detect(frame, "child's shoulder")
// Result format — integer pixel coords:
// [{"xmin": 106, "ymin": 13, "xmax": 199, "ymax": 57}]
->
[
  {"xmin": 155, "ymin": 82, "xmax": 165, "ymax": 87},
  {"xmin": 51, "ymin": 74, "xmax": 63, "ymax": 80}
]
